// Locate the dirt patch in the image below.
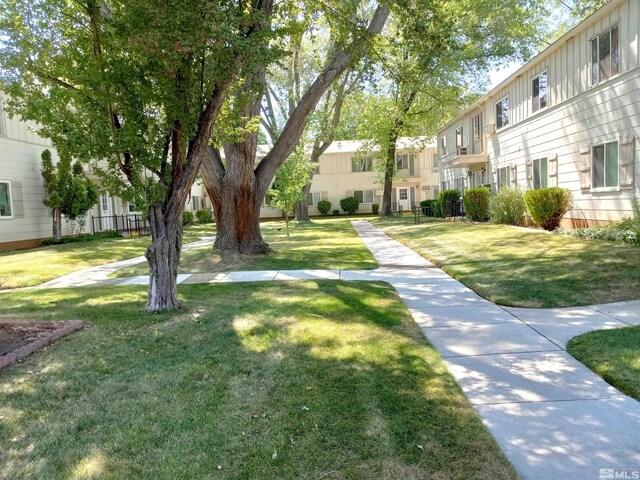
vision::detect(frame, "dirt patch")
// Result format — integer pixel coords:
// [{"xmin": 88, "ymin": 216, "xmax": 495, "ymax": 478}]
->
[{"xmin": 0, "ymin": 320, "xmax": 84, "ymax": 369}]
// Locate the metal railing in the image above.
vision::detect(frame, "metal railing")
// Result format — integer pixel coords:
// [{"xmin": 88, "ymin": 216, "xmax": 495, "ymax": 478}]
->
[
  {"xmin": 413, "ymin": 200, "xmax": 465, "ymax": 224},
  {"xmin": 91, "ymin": 214, "xmax": 151, "ymax": 236}
]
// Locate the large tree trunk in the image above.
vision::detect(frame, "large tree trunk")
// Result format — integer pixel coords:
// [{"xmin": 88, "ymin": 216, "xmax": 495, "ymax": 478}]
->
[
  {"xmin": 294, "ymin": 182, "xmax": 312, "ymax": 222},
  {"xmin": 380, "ymin": 138, "xmax": 397, "ymax": 217},
  {"xmin": 52, "ymin": 208, "xmax": 62, "ymax": 243},
  {"xmin": 145, "ymin": 203, "xmax": 182, "ymax": 312}
]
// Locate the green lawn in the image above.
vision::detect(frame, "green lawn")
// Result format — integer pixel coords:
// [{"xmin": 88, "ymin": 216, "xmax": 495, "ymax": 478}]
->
[
  {"xmin": 0, "ymin": 282, "xmax": 515, "ymax": 479},
  {"xmin": 567, "ymin": 326, "xmax": 640, "ymax": 401},
  {"xmin": 371, "ymin": 218, "xmax": 640, "ymax": 308},
  {"xmin": 113, "ymin": 218, "xmax": 377, "ymax": 278},
  {"xmin": 0, "ymin": 225, "xmax": 213, "ymax": 289}
]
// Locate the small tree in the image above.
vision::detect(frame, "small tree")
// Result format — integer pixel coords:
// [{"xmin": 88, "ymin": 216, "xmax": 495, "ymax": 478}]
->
[
  {"xmin": 268, "ymin": 149, "xmax": 317, "ymax": 236},
  {"xmin": 524, "ymin": 187, "xmax": 573, "ymax": 231},
  {"xmin": 41, "ymin": 149, "xmax": 98, "ymax": 243},
  {"xmin": 340, "ymin": 196, "xmax": 359, "ymax": 215}
]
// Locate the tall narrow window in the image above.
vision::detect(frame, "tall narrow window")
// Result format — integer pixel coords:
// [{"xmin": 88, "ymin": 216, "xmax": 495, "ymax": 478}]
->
[
  {"xmin": 532, "ymin": 71, "xmax": 548, "ymax": 113},
  {"xmin": 496, "ymin": 96, "xmax": 510, "ymax": 129},
  {"xmin": 591, "ymin": 25, "xmax": 619, "ymax": 85},
  {"xmin": 396, "ymin": 154, "xmax": 409, "ymax": 170},
  {"xmin": 307, "ymin": 192, "xmax": 321, "ymax": 205},
  {"xmin": 440, "ymin": 136, "xmax": 447, "ymax": 156},
  {"xmin": 352, "ymin": 156, "xmax": 373, "ymax": 172},
  {"xmin": 592, "ymin": 141, "xmax": 619, "ymax": 188},
  {"xmin": 0, "ymin": 181, "xmax": 12, "ymax": 218},
  {"xmin": 532, "ymin": 157, "xmax": 548, "ymax": 189},
  {"xmin": 497, "ymin": 166, "xmax": 509, "ymax": 190},
  {"xmin": 455, "ymin": 126, "xmax": 464, "ymax": 148}
]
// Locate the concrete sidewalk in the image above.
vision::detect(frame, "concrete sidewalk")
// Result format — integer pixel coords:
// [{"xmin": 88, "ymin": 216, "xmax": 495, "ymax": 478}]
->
[{"xmin": 351, "ymin": 220, "xmax": 640, "ymax": 480}]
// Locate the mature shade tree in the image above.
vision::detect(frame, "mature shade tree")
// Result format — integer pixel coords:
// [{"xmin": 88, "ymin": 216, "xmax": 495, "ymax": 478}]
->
[
  {"xmin": 0, "ymin": 0, "xmax": 276, "ymax": 311},
  {"xmin": 200, "ymin": 2, "xmax": 390, "ymax": 254},
  {"xmin": 41, "ymin": 149, "xmax": 99, "ymax": 243}
]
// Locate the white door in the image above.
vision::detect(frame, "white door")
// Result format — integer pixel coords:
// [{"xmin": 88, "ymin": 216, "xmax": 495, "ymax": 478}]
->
[
  {"xmin": 397, "ymin": 187, "xmax": 410, "ymax": 212},
  {"xmin": 100, "ymin": 194, "xmax": 113, "ymax": 230}
]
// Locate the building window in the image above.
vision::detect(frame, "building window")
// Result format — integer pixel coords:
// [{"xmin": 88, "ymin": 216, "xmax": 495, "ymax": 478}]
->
[
  {"xmin": 431, "ymin": 152, "xmax": 438, "ymax": 169},
  {"xmin": 440, "ymin": 136, "xmax": 447, "ymax": 156},
  {"xmin": 100, "ymin": 194, "xmax": 110, "ymax": 214},
  {"xmin": 455, "ymin": 126, "xmax": 464, "ymax": 148},
  {"xmin": 0, "ymin": 181, "xmax": 12, "ymax": 218},
  {"xmin": 396, "ymin": 154, "xmax": 410, "ymax": 170},
  {"xmin": 472, "ymin": 170, "xmax": 485, "ymax": 187},
  {"xmin": 352, "ymin": 156, "xmax": 373, "ymax": 172},
  {"xmin": 496, "ymin": 96, "xmax": 510, "ymax": 130},
  {"xmin": 591, "ymin": 25, "xmax": 619, "ymax": 85},
  {"xmin": 497, "ymin": 166, "xmax": 509, "ymax": 190},
  {"xmin": 354, "ymin": 189, "xmax": 374, "ymax": 204},
  {"xmin": 307, "ymin": 192, "xmax": 321, "ymax": 206},
  {"xmin": 454, "ymin": 177, "xmax": 465, "ymax": 195},
  {"xmin": 532, "ymin": 157, "xmax": 548, "ymax": 189},
  {"xmin": 127, "ymin": 203, "xmax": 141, "ymax": 214},
  {"xmin": 191, "ymin": 195, "xmax": 199, "ymax": 211},
  {"xmin": 262, "ymin": 193, "xmax": 273, "ymax": 208},
  {"xmin": 592, "ymin": 141, "xmax": 619, "ymax": 188},
  {"xmin": 532, "ymin": 71, "xmax": 548, "ymax": 113}
]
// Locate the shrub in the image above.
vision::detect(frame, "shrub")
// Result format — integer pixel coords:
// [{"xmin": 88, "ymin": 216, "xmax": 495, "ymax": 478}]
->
[
  {"xmin": 438, "ymin": 189, "xmax": 461, "ymax": 204},
  {"xmin": 317, "ymin": 200, "xmax": 332, "ymax": 215},
  {"xmin": 524, "ymin": 187, "xmax": 573, "ymax": 231},
  {"xmin": 433, "ymin": 200, "xmax": 444, "ymax": 217},
  {"xmin": 371, "ymin": 203, "xmax": 379, "ymax": 215},
  {"xmin": 332, "ymin": 209, "xmax": 340, "ymax": 216},
  {"xmin": 41, "ymin": 231, "xmax": 121, "ymax": 246},
  {"xmin": 463, "ymin": 187, "xmax": 490, "ymax": 221},
  {"xmin": 340, "ymin": 196, "xmax": 359, "ymax": 215},
  {"xmin": 420, "ymin": 199, "xmax": 437, "ymax": 216},
  {"xmin": 182, "ymin": 210, "xmax": 195, "ymax": 226},
  {"xmin": 195, "ymin": 209, "xmax": 213, "ymax": 224},
  {"xmin": 490, "ymin": 188, "xmax": 526, "ymax": 225}
]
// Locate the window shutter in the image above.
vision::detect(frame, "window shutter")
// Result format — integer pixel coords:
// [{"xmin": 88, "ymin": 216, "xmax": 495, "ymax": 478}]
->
[
  {"xmin": 491, "ymin": 166, "xmax": 498, "ymax": 193},
  {"xmin": 10, "ymin": 181, "xmax": 24, "ymax": 218},
  {"xmin": 548, "ymin": 153, "xmax": 558, "ymax": 187},
  {"xmin": 409, "ymin": 187, "xmax": 415, "ymax": 206},
  {"xmin": 579, "ymin": 146, "xmax": 591, "ymax": 190},
  {"xmin": 391, "ymin": 188, "xmax": 397, "ymax": 205},
  {"xmin": 409, "ymin": 155, "xmax": 415, "ymax": 176},
  {"xmin": 526, "ymin": 159, "xmax": 533, "ymax": 189},
  {"xmin": 510, "ymin": 164, "xmax": 518, "ymax": 186},
  {"xmin": 619, "ymin": 136, "xmax": 635, "ymax": 189}
]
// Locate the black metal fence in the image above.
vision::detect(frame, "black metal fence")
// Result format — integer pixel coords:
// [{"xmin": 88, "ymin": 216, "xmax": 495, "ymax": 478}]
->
[
  {"xmin": 413, "ymin": 200, "xmax": 465, "ymax": 224},
  {"xmin": 91, "ymin": 214, "xmax": 151, "ymax": 236}
]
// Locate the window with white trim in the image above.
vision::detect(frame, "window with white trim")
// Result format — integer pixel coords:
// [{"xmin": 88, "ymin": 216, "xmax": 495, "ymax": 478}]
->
[
  {"xmin": 532, "ymin": 157, "xmax": 548, "ymax": 189},
  {"xmin": 127, "ymin": 203, "xmax": 142, "ymax": 214},
  {"xmin": 496, "ymin": 96, "xmax": 510, "ymax": 130},
  {"xmin": 191, "ymin": 195, "xmax": 199, "ymax": 211},
  {"xmin": 591, "ymin": 25, "xmax": 619, "ymax": 86},
  {"xmin": 307, "ymin": 192, "xmax": 321, "ymax": 206},
  {"xmin": 532, "ymin": 71, "xmax": 548, "ymax": 113},
  {"xmin": 472, "ymin": 170, "xmax": 485, "ymax": 187},
  {"xmin": 497, "ymin": 166, "xmax": 509, "ymax": 190},
  {"xmin": 592, "ymin": 141, "xmax": 619, "ymax": 188},
  {"xmin": 455, "ymin": 126, "xmax": 464, "ymax": 148},
  {"xmin": 454, "ymin": 177, "xmax": 465, "ymax": 195},
  {"xmin": 440, "ymin": 136, "xmax": 447, "ymax": 156},
  {"xmin": 0, "ymin": 181, "xmax": 12, "ymax": 218},
  {"xmin": 354, "ymin": 189, "xmax": 374, "ymax": 204},
  {"xmin": 396, "ymin": 154, "xmax": 410, "ymax": 170},
  {"xmin": 352, "ymin": 156, "xmax": 373, "ymax": 172}
]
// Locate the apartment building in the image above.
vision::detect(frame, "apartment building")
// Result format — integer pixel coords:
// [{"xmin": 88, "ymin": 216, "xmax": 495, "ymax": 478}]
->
[{"xmin": 437, "ymin": 0, "xmax": 639, "ymax": 226}]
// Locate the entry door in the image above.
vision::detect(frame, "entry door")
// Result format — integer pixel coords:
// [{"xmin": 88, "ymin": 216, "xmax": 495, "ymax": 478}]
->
[
  {"xmin": 397, "ymin": 187, "xmax": 410, "ymax": 212},
  {"xmin": 100, "ymin": 194, "xmax": 113, "ymax": 230}
]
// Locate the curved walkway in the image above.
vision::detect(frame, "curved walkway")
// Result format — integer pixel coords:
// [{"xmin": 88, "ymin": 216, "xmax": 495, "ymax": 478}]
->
[{"xmin": 18, "ymin": 221, "xmax": 640, "ymax": 479}]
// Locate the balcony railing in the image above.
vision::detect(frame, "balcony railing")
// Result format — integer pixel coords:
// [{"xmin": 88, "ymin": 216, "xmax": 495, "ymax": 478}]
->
[{"xmin": 91, "ymin": 214, "xmax": 151, "ymax": 236}]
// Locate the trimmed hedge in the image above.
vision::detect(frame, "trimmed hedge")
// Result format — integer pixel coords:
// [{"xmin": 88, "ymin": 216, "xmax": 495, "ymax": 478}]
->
[
  {"xmin": 524, "ymin": 187, "xmax": 573, "ymax": 231},
  {"xmin": 195, "ymin": 209, "xmax": 213, "ymax": 224},
  {"xmin": 371, "ymin": 203, "xmax": 379, "ymax": 215},
  {"xmin": 463, "ymin": 187, "xmax": 490, "ymax": 221},
  {"xmin": 182, "ymin": 211, "xmax": 195, "ymax": 226},
  {"xmin": 42, "ymin": 231, "xmax": 121, "ymax": 246},
  {"xmin": 317, "ymin": 200, "xmax": 332, "ymax": 215},
  {"xmin": 340, "ymin": 196, "xmax": 359, "ymax": 215},
  {"xmin": 490, "ymin": 188, "xmax": 526, "ymax": 225},
  {"xmin": 438, "ymin": 189, "xmax": 461, "ymax": 204}
]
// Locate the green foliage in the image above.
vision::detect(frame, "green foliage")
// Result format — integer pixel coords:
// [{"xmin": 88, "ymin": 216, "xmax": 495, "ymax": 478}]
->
[
  {"xmin": 41, "ymin": 232, "xmax": 121, "ymax": 246},
  {"xmin": 340, "ymin": 197, "xmax": 359, "ymax": 215},
  {"xmin": 333, "ymin": 210, "xmax": 340, "ymax": 216},
  {"xmin": 182, "ymin": 211, "xmax": 195, "ymax": 226},
  {"xmin": 195, "ymin": 209, "xmax": 214, "ymax": 224},
  {"xmin": 463, "ymin": 187, "xmax": 490, "ymax": 222},
  {"xmin": 524, "ymin": 187, "xmax": 573, "ymax": 231},
  {"xmin": 420, "ymin": 199, "xmax": 438, "ymax": 216},
  {"xmin": 40, "ymin": 149, "xmax": 99, "ymax": 221},
  {"xmin": 371, "ymin": 203, "xmax": 379, "ymax": 215},
  {"xmin": 439, "ymin": 189, "xmax": 461, "ymax": 204},
  {"xmin": 490, "ymin": 188, "xmax": 526, "ymax": 225},
  {"xmin": 317, "ymin": 200, "xmax": 332, "ymax": 215}
]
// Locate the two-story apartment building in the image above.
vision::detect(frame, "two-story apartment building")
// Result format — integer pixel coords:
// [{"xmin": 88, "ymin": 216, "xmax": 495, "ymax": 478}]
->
[{"xmin": 438, "ymin": 0, "xmax": 639, "ymax": 226}]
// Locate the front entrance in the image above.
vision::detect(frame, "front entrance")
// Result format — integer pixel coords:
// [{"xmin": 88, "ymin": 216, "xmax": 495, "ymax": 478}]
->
[
  {"xmin": 100, "ymin": 194, "xmax": 113, "ymax": 231},
  {"xmin": 397, "ymin": 187, "xmax": 411, "ymax": 212}
]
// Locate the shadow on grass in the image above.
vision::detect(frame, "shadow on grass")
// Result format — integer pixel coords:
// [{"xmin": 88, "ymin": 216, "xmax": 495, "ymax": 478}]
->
[{"xmin": 0, "ymin": 282, "xmax": 514, "ymax": 479}]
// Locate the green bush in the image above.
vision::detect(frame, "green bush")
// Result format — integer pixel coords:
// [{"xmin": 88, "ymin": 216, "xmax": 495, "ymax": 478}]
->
[
  {"xmin": 420, "ymin": 199, "xmax": 437, "ymax": 216},
  {"xmin": 332, "ymin": 209, "xmax": 340, "ymax": 216},
  {"xmin": 182, "ymin": 210, "xmax": 195, "ymax": 226},
  {"xmin": 340, "ymin": 196, "xmax": 359, "ymax": 215},
  {"xmin": 371, "ymin": 203, "xmax": 379, "ymax": 215},
  {"xmin": 317, "ymin": 200, "xmax": 332, "ymax": 215},
  {"xmin": 524, "ymin": 187, "xmax": 573, "ymax": 231},
  {"xmin": 42, "ymin": 231, "xmax": 121, "ymax": 246},
  {"xmin": 433, "ymin": 200, "xmax": 444, "ymax": 217},
  {"xmin": 463, "ymin": 187, "xmax": 490, "ymax": 221},
  {"xmin": 195, "ymin": 209, "xmax": 213, "ymax": 224},
  {"xmin": 438, "ymin": 189, "xmax": 461, "ymax": 204},
  {"xmin": 490, "ymin": 188, "xmax": 526, "ymax": 225}
]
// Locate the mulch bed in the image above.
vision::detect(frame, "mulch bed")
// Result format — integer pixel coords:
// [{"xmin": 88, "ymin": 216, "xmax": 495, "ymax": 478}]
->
[{"xmin": 0, "ymin": 320, "xmax": 84, "ymax": 369}]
